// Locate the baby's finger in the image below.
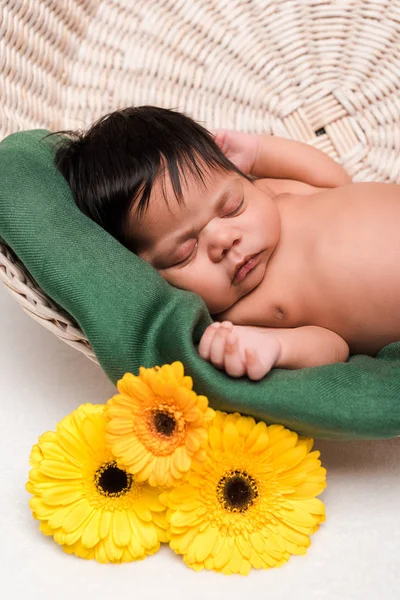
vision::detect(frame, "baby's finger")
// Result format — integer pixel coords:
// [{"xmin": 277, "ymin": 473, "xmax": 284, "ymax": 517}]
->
[
  {"xmin": 245, "ymin": 348, "xmax": 271, "ymax": 381},
  {"xmin": 219, "ymin": 320, "xmax": 234, "ymax": 330},
  {"xmin": 211, "ymin": 128, "xmax": 228, "ymax": 138},
  {"xmin": 212, "ymin": 129, "xmax": 229, "ymax": 152},
  {"xmin": 224, "ymin": 332, "xmax": 246, "ymax": 378},
  {"xmin": 209, "ymin": 325, "xmax": 232, "ymax": 369},
  {"xmin": 198, "ymin": 322, "xmax": 221, "ymax": 360}
]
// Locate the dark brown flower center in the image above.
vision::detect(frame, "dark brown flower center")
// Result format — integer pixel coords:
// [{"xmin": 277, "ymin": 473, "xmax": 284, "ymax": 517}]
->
[
  {"xmin": 217, "ymin": 469, "xmax": 259, "ymax": 513},
  {"xmin": 153, "ymin": 410, "xmax": 176, "ymax": 437},
  {"xmin": 95, "ymin": 461, "xmax": 133, "ymax": 497}
]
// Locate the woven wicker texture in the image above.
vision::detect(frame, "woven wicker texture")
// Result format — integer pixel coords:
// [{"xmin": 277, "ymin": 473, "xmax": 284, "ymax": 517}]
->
[{"xmin": 1, "ymin": 0, "xmax": 400, "ymax": 362}]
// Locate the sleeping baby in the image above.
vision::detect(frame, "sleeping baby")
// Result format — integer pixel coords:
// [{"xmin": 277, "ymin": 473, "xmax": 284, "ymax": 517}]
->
[{"xmin": 54, "ymin": 106, "xmax": 400, "ymax": 380}]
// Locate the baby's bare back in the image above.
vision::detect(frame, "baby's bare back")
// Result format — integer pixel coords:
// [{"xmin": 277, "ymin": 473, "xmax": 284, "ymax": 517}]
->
[{"xmin": 221, "ymin": 181, "xmax": 400, "ymax": 355}]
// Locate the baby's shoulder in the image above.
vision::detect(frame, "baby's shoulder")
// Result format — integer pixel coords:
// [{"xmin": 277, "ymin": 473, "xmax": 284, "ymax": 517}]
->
[{"xmin": 255, "ymin": 177, "xmax": 325, "ymax": 197}]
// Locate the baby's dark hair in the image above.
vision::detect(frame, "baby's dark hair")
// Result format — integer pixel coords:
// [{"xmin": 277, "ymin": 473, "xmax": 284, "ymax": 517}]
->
[{"xmin": 54, "ymin": 106, "xmax": 245, "ymax": 251}]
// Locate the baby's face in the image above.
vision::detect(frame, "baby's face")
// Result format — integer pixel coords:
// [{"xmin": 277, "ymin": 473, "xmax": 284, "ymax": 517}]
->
[{"xmin": 130, "ymin": 167, "xmax": 280, "ymax": 314}]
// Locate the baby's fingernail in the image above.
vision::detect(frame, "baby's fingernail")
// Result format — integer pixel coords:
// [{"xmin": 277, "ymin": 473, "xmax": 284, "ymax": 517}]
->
[
  {"xmin": 221, "ymin": 321, "xmax": 233, "ymax": 329},
  {"xmin": 212, "ymin": 322, "xmax": 221, "ymax": 328}
]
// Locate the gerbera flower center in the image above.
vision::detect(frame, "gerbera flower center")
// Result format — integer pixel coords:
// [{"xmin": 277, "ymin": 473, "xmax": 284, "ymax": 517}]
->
[
  {"xmin": 95, "ymin": 461, "xmax": 133, "ymax": 497},
  {"xmin": 217, "ymin": 469, "xmax": 259, "ymax": 513},
  {"xmin": 153, "ymin": 410, "xmax": 176, "ymax": 437}
]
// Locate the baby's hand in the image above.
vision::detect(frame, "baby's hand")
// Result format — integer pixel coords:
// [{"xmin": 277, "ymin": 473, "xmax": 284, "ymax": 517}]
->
[
  {"xmin": 198, "ymin": 321, "xmax": 282, "ymax": 381},
  {"xmin": 213, "ymin": 130, "xmax": 260, "ymax": 175}
]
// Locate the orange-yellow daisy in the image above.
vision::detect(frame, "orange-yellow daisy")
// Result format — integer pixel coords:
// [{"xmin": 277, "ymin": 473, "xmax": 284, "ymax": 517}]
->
[
  {"xmin": 104, "ymin": 362, "xmax": 214, "ymax": 487},
  {"xmin": 26, "ymin": 403, "xmax": 168, "ymax": 563},
  {"xmin": 161, "ymin": 411, "xmax": 327, "ymax": 575}
]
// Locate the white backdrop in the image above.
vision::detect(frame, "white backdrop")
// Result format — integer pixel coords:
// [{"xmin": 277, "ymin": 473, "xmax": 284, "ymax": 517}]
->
[
  {"xmin": 2, "ymin": 0, "xmax": 400, "ymax": 596},
  {"xmin": 1, "ymin": 282, "xmax": 399, "ymax": 600}
]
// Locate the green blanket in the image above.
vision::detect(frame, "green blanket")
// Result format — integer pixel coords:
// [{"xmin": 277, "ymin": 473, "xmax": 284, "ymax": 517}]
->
[{"xmin": 1, "ymin": 129, "xmax": 399, "ymax": 440}]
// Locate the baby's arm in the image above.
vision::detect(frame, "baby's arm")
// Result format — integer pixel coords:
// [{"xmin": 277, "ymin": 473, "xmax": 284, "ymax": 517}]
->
[
  {"xmin": 215, "ymin": 130, "xmax": 352, "ymax": 188},
  {"xmin": 199, "ymin": 321, "xmax": 349, "ymax": 380}
]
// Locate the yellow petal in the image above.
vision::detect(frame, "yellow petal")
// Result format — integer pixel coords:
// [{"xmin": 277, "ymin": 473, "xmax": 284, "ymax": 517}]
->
[
  {"xmin": 171, "ymin": 361, "xmax": 185, "ymax": 381},
  {"xmin": 173, "ymin": 446, "xmax": 192, "ymax": 473},
  {"xmin": 120, "ymin": 442, "xmax": 150, "ymax": 472},
  {"xmin": 52, "ymin": 527, "xmax": 67, "ymax": 545},
  {"xmin": 266, "ymin": 424, "xmax": 288, "ymax": 441},
  {"xmin": 99, "ymin": 510, "xmax": 112, "ymax": 539},
  {"xmin": 247, "ymin": 432, "xmax": 270, "ymax": 455},
  {"xmin": 136, "ymin": 459, "xmax": 156, "ymax": 484},
  {"xmin": 82, "ymin": 417, "xmax": 105, "ymax": 455},
  {"xmin": 39, "ymin": 440, "xmax": 77, "ymax": 464},
  {"xmin": 40, "ymin": 460, "xmax": 81, "ymax": 480},
  {"xmin": 280, "ymin": 505, "xmax": 320, "ymax": 528},
  {"xmin": 211, "ymin": 411, "xmax": 226, "ymax": 431},
  {"xmin": 128, "ymin": 512, "xmax": 158, "ymax": 549},
  {"xmin": 166, "ymin": 484, "xmax": 198, "ymax": 506},
  {"xmin": 250, "ymin": 531, "xmax": 266, "ymax": 553},
  {"xmin": 94, "ymin": 541, "xmax": 111, "ymax": 563},
  {"xmin": 225, "ymin": 541, "xmax": 246, "ymax": 574},
  {"xmin": 297, "ymin": 437, "xmax": 314, "ymax": 453},
  {"xmin": 285, "ymin": 539, "xmax": 308, "ymax": 555},
  {"xmin": 38, "ymin": 483, "xmax": 83, "ymax": 506},
  {"xmin": 140, "ymin": 488, "xmax": 166, "ymax": 512},
  {"xmin": 39, "ymin": 521, "xmax": 54, "ymax": 536},
  {"xmin": 63, "ymin": 523, "xmax": 87, "ymax": 546},
  {"xmin": 57, "ymin": 429, "xmax": 87, "ymax": 465},
  {"xmin": 152, "ymin": 457, "xmax": 169, "ymax": 487},
  {"xmin": 212, "ymin": 538, "xmax": 233, "ymax": 570},
  {"xmin": 106, "ymin": 417, "xmax": 134, "ymax": 436},
  {"xmin": 62, "ymin": 499, "xmax": 93, "ymax": 532},
  {"xmin": 244, "ymin": 421, "xmax": 268, "ymax": 451},
  {"xmin": 109, "ymin": 433, "xmax": 137, "ymax": 456},
  {"xmin": 286, "ymin": 481, "xmax": 326, "ymax": 499},
  {"xmin": 208, "ymin": 425, "xmax": 223, "ymax": 452},
  {"xmin": 81, "ymin": 510, "xmax": 102, "ymax": 548},
  {"xmin": 46, "ymin": 504, "xmax": 74, "ymax": 529},
  {"xmin": 133, "ymin": 502, "xmax": 153, "ymax": 522},
  {"xmin": 236, "ymin": 415, "xmax": 256, "ymax": 439},
  {"xmin": 269, "ymin": 433, "xmax": 298, "ymax": 459},
  {"xmin": 184, "ymin": 431, "xmax": 201, "ymax": 453},
  {"xmin": 277, "ymin": 520, "xmax": 311, "ymax": 548},
  {"xmin": 103, "ymin": 529, "xmax": 124, "ymax": 562},
  {"xmin": 127, "ymin": 528, "xmax": 145, "ymax": 558},
  {"xmin": 170, "ymin": 508, "xmax": 204, "ymax": 528},
  {"xmin": 295, "ymin": 497, "xmax": 326, "ymax": 516},
  {"xmin": 273, "ymin": 446, "xmax": 308, "ymax": 473},
  {"xmin": 67, "ymin": 538, "xmax": 98, "ymax": 557},
  {"xmin": 192, "ymin": 526, "xmax": 219, "ymax": 563},
  {"xmin": 169, "ymin": 526, "xmax": 199, "ymax": 554},
  {"xmin": 113, "ymin": 510, "xmax": 131, "ymax": 547},
  {"xmin": 223, "ymin": 422, "xmax": 241, "ymax": 452},
  {"xmin": 116, "ymin": 374, "xmax": 152, "ymax": 402},
  {"xmin": 28, "ymin": 444, "xmax": 44, "ymax": 468}
]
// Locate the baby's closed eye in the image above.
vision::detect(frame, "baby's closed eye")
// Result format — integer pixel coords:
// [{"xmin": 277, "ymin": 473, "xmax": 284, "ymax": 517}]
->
[
  {"xmin": 172, "ymin": 241, "xmax": 198, "ymax": 267},
  {"xmin": 222, "ymin": 196, "xmax": 244, "ymax": 217}
]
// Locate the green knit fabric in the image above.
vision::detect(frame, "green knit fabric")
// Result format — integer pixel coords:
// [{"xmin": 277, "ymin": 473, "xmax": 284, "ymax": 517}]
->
[{"xmin": 1, "ymin": 129, "xmax": 399, "ymax": 440}]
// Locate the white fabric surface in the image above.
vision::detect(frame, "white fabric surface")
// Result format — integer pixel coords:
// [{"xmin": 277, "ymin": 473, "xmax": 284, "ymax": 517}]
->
[{"xmin": 1, "ymin": 282, "xmax": 399, "ymax": 600}]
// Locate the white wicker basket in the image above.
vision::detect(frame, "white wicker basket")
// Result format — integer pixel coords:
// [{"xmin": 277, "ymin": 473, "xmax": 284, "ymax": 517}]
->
[{"xmin": 1, "ymin": 0, "xmax": 400, "ymax": 363}]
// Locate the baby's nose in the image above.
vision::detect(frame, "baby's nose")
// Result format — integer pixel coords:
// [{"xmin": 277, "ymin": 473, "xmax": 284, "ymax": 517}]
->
[{"xmin": 207, "ymin": 226, "xmax": 241, "ymax": 262}]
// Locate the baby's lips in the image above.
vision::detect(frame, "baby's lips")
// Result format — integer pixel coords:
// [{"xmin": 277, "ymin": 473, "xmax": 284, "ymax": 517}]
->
[{"xmin": 232, "ymin": 252, "xmax": 261, "ymax": 284}]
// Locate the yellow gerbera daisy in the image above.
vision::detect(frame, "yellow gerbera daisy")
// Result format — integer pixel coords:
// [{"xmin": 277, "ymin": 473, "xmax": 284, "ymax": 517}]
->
[
  {"xmin": 104, "ymin": 362, "xmax": 214, "ymax": 488},
  {"xmin": 160, "ymin": 411, "xmax": 327, "ymax": 575},
  {"xmin": 26, "ymin": 403, "xmax": 168, "ymax": 563}
]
